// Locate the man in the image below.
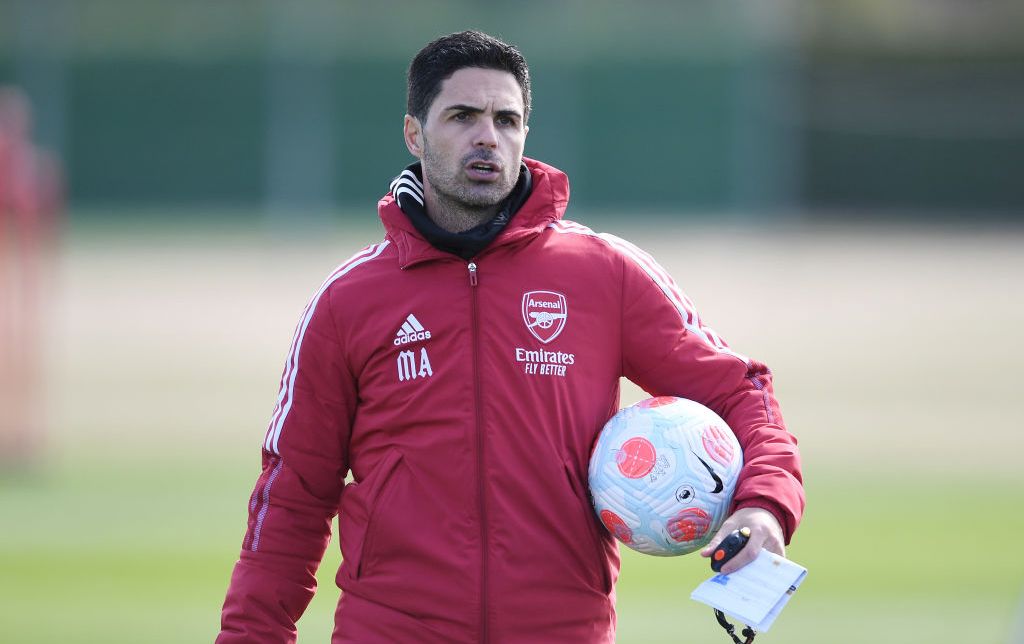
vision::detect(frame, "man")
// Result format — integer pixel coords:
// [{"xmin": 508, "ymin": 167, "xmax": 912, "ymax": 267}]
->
[
  {"xmin": 218, "ymin": 30, "xmax": 803, "ymax": 643},
  {"xmin": 0, "ymin": 86, "xmax": 61, "ymax": 470}
]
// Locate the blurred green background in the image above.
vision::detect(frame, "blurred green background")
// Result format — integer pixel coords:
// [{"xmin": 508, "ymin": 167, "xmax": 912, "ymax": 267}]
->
[{"xmin": 2, "ymin": 1, "xmax": 1023, "ymax": 643}]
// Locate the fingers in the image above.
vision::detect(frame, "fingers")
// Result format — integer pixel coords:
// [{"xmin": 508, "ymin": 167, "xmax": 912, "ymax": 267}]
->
[
  {"xmin": 699, "ymin": 510, "xmax": 746, "ymax": 557},
  {"xmin": 699, "ymin": 521, "xmax": 737, "ymax": 558},
  {"xmin": 698, "ymin": 507, "xmax": 786, "ymax": 574},
  {"xmin": 716, "ymin": 533, "xmax": 762, "ymax": 575},
  {"xmin": 717, "ymin": 526, "xmax": 785, "ymax": 574}
]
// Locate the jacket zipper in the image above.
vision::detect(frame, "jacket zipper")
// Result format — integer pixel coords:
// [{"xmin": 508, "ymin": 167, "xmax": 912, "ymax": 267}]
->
[{"xmin": 468, "ymin": 260, "xmax": 488, "ymax": 642}]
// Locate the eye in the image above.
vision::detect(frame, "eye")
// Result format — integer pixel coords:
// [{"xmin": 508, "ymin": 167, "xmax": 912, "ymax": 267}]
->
[
  {"xmin": 453, "ymin": 111, "xmax": 471, "ymax": 122},
  {"xmin": 497, "ymin": 115, "xmax": 517, "ymax": 127}
]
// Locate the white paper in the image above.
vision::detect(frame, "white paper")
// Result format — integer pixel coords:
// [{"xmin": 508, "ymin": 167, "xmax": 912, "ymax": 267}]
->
[{"xmin": 690, "ymin": 549, "xmax": 807, "ymax": 632}]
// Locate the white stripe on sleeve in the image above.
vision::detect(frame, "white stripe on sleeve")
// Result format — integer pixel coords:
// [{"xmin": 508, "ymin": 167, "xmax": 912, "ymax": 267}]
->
[
  {"xmin": 263, "ymin": 240, "xmax": 391, "ymax": 454},
  {"xmin": 548, "ymin": 221, "xmax": 748, "ymax": 364}
]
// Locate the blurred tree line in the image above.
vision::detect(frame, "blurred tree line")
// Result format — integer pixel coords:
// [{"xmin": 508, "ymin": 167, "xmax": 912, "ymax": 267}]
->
[{"xmin": 1, "ymin": 0, "xmax": 1021, "ymax": 219}]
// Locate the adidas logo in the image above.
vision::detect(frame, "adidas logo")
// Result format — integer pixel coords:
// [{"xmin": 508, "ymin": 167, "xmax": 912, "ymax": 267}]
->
[{"xmin": 394, "ymin": 313, "xmax": 432, "ymax": 346}]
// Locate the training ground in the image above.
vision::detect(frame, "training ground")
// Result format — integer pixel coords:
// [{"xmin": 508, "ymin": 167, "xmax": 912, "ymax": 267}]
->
[{"xmin": 1, "ymin": 217, "xmax": 1022, "ymax": 643}]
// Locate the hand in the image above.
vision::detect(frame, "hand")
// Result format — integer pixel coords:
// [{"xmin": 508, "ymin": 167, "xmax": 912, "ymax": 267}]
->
[{"xmin": 700, "ymin": 507, "xmax": 784, "ymax": 575}]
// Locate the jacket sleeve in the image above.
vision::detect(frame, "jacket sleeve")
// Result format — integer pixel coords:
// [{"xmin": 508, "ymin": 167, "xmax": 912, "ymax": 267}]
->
[
  {"xmin": 616, "ymin": 239, "xmax": 804, "ymax": 542},
  {"xmin": 217, "ymin": 286, "xmax": 354, "ymax": 643}
]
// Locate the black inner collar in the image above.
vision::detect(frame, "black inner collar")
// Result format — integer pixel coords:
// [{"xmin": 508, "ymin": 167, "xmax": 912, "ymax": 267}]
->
[{"xmin": 389, "ymin": 162, "xmax": 533, "ymax": 260}]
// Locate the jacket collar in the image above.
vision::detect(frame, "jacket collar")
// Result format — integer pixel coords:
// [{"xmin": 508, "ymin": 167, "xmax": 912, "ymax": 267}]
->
[
  {"xmin": 388, "ymin": 161, "xmax": 532, "ymax": 261},
  {"xmin": 378, "ymin": 157, "xmax": 570, "ymax": 269}
]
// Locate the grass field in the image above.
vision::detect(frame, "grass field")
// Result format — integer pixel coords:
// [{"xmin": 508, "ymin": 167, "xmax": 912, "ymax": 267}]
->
[{"xmin": 2, "ymin": 218, "xmax": 1023, "ymax": 642}]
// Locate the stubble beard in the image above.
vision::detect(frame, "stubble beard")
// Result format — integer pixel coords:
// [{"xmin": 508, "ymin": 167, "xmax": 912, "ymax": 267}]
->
[{"xmin": 421, "ymin": 140, "xmax": 517, "ymax": 233}]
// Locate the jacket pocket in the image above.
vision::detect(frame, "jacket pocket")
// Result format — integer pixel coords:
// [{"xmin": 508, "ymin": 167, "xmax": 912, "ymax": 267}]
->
[
  {"xmin": 563, "ymin": 460, "xmax": 613, "ymax": 595},
  {"xmin": 337, "ymin": 449, "xmax": 405, "ymax": 581}
]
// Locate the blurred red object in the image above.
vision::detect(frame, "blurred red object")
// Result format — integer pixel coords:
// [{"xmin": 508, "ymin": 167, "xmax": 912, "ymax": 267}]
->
[{"xmin": 0, "ymin": 85, "xmax": 64, "ymax": 469}]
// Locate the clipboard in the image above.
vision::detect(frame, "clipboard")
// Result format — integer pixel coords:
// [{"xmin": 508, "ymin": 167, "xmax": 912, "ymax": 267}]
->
[{"xmin": 691, "ymin": 549, "xmax": 807, "ymax": 632}]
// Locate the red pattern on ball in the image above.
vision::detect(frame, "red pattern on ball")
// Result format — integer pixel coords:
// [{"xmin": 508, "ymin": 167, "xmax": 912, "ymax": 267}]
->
[
  {"xmin": 638, "ymin": 396, "xmax": 676, "ymax": 408},
  {"xmin": 667, "ymin": 507, "xmax": 711, "ymax": 542},
  {"xmin": 701, "ymin": 424, "xmax": 735, "ymax": 467},
  {"xmin": 600, "ymin": 509, "xmax": 633, "ymax": 544},
  {"xmin": 616, "ymin": 437, "xmax": 657, "ymax": 478}
]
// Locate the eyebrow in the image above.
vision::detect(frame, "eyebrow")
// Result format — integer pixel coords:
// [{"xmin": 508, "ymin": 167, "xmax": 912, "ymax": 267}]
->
[{"xmin": 443, "ymin": 104, "xmax": 523, "ymax": 120}]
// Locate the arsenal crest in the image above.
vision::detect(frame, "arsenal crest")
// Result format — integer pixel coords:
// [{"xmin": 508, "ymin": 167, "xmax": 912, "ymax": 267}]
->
[{"xmin": 521, "ymin": 290, "xmax": 568, "ymax": 344}]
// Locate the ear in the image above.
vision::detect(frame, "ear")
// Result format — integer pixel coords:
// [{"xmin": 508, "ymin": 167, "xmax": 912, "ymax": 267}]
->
[{"xmin": 404, "ymin": 114, "xmax": 424, "ymax": 158}]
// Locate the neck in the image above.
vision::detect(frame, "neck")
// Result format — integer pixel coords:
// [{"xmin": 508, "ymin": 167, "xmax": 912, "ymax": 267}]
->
[{"xmin": 423, "ymin": 189, "xmax": 499, "ymax": 233}]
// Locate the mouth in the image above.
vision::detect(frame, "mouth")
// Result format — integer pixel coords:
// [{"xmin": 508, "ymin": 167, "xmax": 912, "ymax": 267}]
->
[{"xmin": 464, "ymin": 159, "xmax": 502, "ymax": 182}]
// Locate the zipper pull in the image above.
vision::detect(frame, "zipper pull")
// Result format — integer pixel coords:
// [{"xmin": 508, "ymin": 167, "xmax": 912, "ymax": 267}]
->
[{"xmin": 467, "ymin": 261, "xmax": 479, "ymax": 286}]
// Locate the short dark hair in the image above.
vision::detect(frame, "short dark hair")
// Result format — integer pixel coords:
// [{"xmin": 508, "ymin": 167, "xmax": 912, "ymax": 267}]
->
[{"xmin": 407, "ymin": 30, "xmax": 531, "ymax": 124}]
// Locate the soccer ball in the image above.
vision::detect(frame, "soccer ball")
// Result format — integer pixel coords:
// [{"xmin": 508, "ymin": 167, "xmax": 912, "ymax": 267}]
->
[{"xmin": 588, "ymin": 396, "xmax": 743, "ymax": 556}]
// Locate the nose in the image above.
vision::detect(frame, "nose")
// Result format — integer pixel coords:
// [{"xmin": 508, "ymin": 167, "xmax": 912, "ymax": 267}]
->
[{"xmin": 472, "ymin": 118, "xmax": 498, "ymax": 149}]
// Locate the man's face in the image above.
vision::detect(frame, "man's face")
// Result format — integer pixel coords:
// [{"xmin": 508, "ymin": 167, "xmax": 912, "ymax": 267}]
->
[{"xmin": 405, "ymin": 67, "xmax": 528, "ymax": 210}]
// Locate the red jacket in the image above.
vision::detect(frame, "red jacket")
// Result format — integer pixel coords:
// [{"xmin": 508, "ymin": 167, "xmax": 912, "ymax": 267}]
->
[{"xmin": 218, "ymin": 158, "xmax": 804, "ymax": 643}]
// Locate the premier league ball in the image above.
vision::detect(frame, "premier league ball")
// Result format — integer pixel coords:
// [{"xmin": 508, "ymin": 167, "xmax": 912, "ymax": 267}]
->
[{"xmin": 588, "ymin": 396, "xmax": 743, "ymax": 556}]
